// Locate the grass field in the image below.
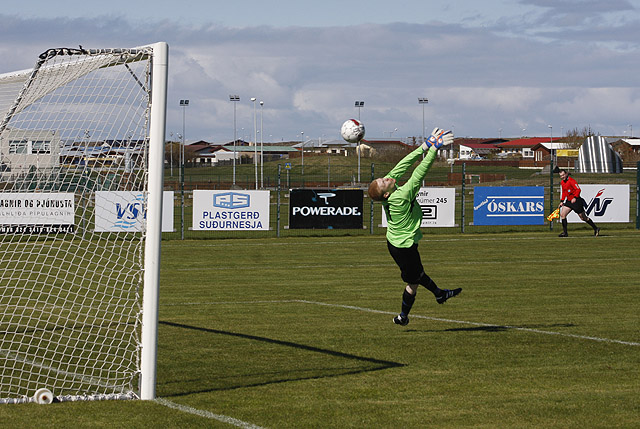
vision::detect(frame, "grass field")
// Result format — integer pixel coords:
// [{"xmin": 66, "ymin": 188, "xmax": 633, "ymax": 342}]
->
[{"xmin": 2, "ymin": 230, "xmax": 639, "ymax": 428}]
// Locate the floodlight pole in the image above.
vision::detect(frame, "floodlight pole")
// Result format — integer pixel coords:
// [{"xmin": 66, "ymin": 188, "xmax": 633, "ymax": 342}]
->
[
  {"xmin": 418, "ymin": 98, "xmax": 428, "ymax": 143},
  {"xmin": 229, "ymin": 95, "xmax": 239, "ymax": 187},
  {"xmin": 260, "ymin": 101, "xmax": 264, "ymax": 188},
  {"xmin": 179, "ymin": 99, "xmax": 189, "ymax": 241},
  {"xmin": 251, "ymin": 97, "xmax": 257, "ymax": 189},
  {"xmin": 418, "ymin": 97, "xmax": 429, "ymax": 185},
  {"xmin": 548, "ymin": 124, "xmax": 554, "ymax": 166},
  {"xmin": 355, "ymin": 101, "xmax": 364, "ymax": 182},
  {"xmin": 355, "ymin": 100, "xmax": 364, "ymax": 120}
]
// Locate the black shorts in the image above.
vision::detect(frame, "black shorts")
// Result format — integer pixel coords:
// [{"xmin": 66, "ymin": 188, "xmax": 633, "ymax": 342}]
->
[
  {"xmin": 563, "ymin": 197, "xmax": 586, "ymax": 214},
  {"xmin": 387, "ymin": 241, "xmax": 423, "ymax": 284}
]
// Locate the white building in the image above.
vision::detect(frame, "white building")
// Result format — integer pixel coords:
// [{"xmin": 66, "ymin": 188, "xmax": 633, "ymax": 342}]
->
[{"xmin": 1, "ymin": 128, "xmax": 61, "ymax": 177}]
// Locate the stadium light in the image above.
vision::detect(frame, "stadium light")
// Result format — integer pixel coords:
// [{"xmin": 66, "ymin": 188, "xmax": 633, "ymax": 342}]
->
[
  {"xmin": 418, "ymin": 97, "xmax": 428, "ymax": 143},
  {"xmin": 179, "ymin": 99, "xmax": 189, "ymax": 172},
  {"xmin": 355, "ymin": 100, "xmax": 364, "ymax": 120},
  {"xmin": 229, "ymin": 95, "xmax": 239, "ymax": 186},
  {"xmin": 179, "ymin": 99, "xmax": 188, "ymax": 241}
]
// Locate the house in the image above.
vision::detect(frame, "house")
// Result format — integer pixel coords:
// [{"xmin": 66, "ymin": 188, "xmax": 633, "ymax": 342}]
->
[
  {"xmin": 357, "ymin": 139, "xmax": 415, "ymax": 157},
  {"xmin": 530, "ymin": 142, "xmax": 574, "ymax": 162},
  {"xmin": 496, "ymin": 137, "xmax": 558, "ymax": 159},
  {"xmin": 291, "ymin": 138, "xmax": 350, "ymax": 156},
  {"xmin": 59, "ymin": 139, "xmax": 146, "ymax": 172},
  {"xmin": 188, "ymin": 140, "xmax": 298, "ymax": 166},
  {"xmin": 223, "ymin": 145, "xmax": 298, "ymax": 163},
  {"xmin": 611, "ymin": 138, "xmax": 640, "ymax": 163},
  {"xmin": 455, "ymin": 138, "xmax": 504, "ymax": 159},
  {"xmin": 188, "ymin": 141, "xmax": 226, "ymax": 166},
  {"xmin": 1, "ymin": 128, "xmax": 61, "ymax": 177}
]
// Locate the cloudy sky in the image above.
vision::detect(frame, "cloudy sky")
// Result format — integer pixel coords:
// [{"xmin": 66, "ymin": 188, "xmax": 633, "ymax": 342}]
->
[{"xmin": 1, "ymin": 0, "xmax": 639, "ymax": 143}]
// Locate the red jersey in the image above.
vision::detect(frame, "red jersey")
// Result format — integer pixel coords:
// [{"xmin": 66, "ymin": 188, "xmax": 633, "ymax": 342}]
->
[{"xmin": 561, "ymin": 176, "xmax": 581, "ymax": 202}]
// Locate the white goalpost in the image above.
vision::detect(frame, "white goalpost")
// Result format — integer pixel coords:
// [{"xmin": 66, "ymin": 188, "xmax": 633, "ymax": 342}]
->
[{"xmin": 0, "ymin": 42, "xmax": 167, "ymax": 403}]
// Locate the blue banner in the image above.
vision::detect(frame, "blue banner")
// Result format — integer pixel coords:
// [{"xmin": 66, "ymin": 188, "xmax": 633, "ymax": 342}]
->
[{"xmin": 473, "ymin": 186, "xmax": 545, "ymax": 225}]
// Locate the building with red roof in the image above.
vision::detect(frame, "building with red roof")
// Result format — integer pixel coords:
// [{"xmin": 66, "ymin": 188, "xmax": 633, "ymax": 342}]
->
[{"xmin": 495, "ymin": 137, "xmax": 558, "ymax": 159}]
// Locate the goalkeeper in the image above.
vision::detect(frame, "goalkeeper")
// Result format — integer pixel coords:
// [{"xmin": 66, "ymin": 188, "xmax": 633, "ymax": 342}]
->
[{"xmin": 368, "ymin": 128, "xmax": 462, "ymax": 327}]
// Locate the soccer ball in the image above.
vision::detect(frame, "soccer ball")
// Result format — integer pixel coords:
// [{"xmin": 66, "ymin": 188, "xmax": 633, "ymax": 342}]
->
[{"xmin": 341, "ymin": 119, "xmax": 365, "ymax": 143}]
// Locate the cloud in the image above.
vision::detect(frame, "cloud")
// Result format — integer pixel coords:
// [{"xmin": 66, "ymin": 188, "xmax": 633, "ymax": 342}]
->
[{"xmin": 1, "ymin": 11, "xmax": 639, "ymax": 140}]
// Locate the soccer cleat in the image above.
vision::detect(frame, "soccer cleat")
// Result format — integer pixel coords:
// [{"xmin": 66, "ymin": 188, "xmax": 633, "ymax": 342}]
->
[
  {"xmin": 558, "ymin": 232, "xmax": 568, "ymax": 237},
  {"xmin": 594, "ymin": 228, "xmax": 600, "ymax": 237},
  {"xmin": 393, "ymin": 314, "xmax": 409, "ymax": 326},
  {"xmin": 436, "ymin": 288, "xmax": 462, "ymax": 304}
]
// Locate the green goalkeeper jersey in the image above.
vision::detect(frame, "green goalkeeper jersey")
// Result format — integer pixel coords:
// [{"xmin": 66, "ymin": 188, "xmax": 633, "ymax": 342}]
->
[{"xmin": 382, "ymin": 146, "xmax": 437, "ymax": 248}]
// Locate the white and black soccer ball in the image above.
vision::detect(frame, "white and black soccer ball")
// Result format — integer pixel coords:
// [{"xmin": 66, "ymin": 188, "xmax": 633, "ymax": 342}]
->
[{"xmin": 341, "ymin": 119, "xmax": 365, "ymax": 143}]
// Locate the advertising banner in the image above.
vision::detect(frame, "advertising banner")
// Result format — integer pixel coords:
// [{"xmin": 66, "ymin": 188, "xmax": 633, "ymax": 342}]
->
[
  {"xmin": 473, "ymin": 186, "xmax": 545, "ymax": 225},
  {"xmin": 564, "ymin": 184, "xmax": 629, "ymax": 223},
  {"xmin": 193, "ymin": 190, "xmax": 270, "ymax": 231},
  {"xmin": 289, "ymin": 189, "xmax": 363, "ymax": 229},
  {"xmin": 381, "ymin": 188, "xmax": 456, "ymax": 227},
  {"xmin": 95, "ymin": 191, "xmax": 174, "ymax": 232},
  {"xmin": 0, "ymin": 192, "xmax": 75, "ymax": 233}
]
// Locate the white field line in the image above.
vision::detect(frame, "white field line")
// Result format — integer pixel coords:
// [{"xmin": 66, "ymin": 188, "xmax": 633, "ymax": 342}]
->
[
  {"xmin": 295, "ymin": 300, "xmax": 640, "ymax": 347},
  {"xmin": 162, "ymin": 299, "xmax": 639, "ymax": 347},
  {"xmin": 155, "ymin": 398, "xmax": 265, "ymax": 429},
  {"xmin": 0, "ymin": 349, "xmax": 124, "ymax": 390}
]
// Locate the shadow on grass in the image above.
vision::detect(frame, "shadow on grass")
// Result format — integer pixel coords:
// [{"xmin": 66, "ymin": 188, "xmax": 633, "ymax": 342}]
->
[
  {"xmin": 159, "ymin": 320, "xmax": 405, "ymax": 397},
  {"xmin": 438, "ymin": 322, "xmax": 577, "ymax": 333}
]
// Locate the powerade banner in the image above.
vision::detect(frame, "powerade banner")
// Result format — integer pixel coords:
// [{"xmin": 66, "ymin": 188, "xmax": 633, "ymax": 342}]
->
[
  {"xmin": 94, "ymin": 191, "xmax": 174, "ymax": 232},
  {"xmin": 564, "ymin": 184, "xmax": 629, "ymax": 223},
  {"xmin": 473, "ymin": 186, "xmax": 544, "ymax": 225},
  {"xmin": 381, "ymin": 188, "xmax": 456, "ymax": 227},
  {"xmin": 289, "ymin": 189, "xmax": 363, "ymax": 229},
  {"xmin": 193, "ymin": 190, "xmax": 270, "ymax": 230}
]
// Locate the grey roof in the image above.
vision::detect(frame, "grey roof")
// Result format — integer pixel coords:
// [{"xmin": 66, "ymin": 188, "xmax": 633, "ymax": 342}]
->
[{"xmin": 221, "ymin": 145, "xmax": 297, "ymax": 153}]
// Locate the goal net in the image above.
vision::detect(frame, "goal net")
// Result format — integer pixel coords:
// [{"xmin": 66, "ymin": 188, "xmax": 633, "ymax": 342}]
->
[{"xmin": 0, "ymin": 43, "xmax": 167, "ymax": 403}]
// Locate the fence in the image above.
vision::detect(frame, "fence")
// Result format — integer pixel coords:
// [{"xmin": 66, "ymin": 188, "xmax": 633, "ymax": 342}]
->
[{"xmin": 161, "ymin": 156, "xmax": 640, "ymax": 239}]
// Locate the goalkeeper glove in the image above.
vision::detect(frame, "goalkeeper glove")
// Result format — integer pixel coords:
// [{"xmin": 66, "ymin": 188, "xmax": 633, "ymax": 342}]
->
[{"xmin": 422, "ymin": 127, "xmax": 454, "ymax": 151}]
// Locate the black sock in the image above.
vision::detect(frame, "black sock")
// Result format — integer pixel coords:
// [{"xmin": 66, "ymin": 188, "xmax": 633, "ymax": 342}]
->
[
  {"xmin": 401, "ymin": 289, "xmax": 416, "ymax": 316},
  {"xmin": 561, "ymin": 218, "xmax": 568, "ymax": 234},
  {"xmin": 586, "ymin": 218, "xmax": 598, "ymax": 230},
  {"xmin": 419, "ymin": 272, "xmax": 441, "ymax": 296}
]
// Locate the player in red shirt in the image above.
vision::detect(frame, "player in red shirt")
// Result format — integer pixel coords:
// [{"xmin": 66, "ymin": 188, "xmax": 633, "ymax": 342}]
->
[{"xmin": 558, "ymin": 169, "xmax": 600, "ymax": 237}]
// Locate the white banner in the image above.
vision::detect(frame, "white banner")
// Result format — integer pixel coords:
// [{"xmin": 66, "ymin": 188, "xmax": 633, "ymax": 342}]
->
[
  {"xmin": 193, "ymin": 190, "xmax": 270, "ymax": 231},
  {"xmin": 94, "ymin": 191, "xmax": 174, "ymax": 232},
  {"xmin": 564, "ymin": 184, "xmax": 629, "ymax": 223},
  {"xmin": 0, "ymin": 193, "xmax": 74, "ymax": 225},
  {"xmin": 382, "ymin": 187, "xmax": 456, "ymax": 227}
]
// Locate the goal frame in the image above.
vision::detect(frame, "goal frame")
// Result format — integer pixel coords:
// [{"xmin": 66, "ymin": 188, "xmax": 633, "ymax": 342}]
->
[
  {"xmin": 0, "ymin": 42, "xmax": 167, "ymax": 403},
  {"xmin": 140, "ymin": 41, "xmax": 167, "ymax": 401}
]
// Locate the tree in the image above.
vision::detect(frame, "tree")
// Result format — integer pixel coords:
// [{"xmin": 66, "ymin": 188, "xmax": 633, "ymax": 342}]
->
[
  {"xmin": 563, "ymin": 126, "xmax": 597, "ymax": 149},
  {"xmin": 165, "ymin": 141, "xmax": 181, "ymax": 167}
]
